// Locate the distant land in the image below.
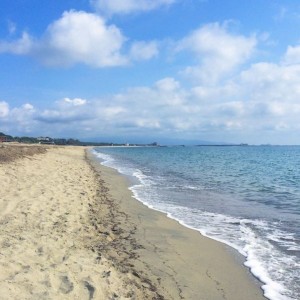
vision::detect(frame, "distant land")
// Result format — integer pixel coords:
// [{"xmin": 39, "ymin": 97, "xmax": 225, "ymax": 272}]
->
[
  {"xmin": 0, "ymin": 132, "xmax": 160, "ymax": 147},
  {"xmin": 3, "ymin": 131, "xmax": 296, "ymax": 148}
]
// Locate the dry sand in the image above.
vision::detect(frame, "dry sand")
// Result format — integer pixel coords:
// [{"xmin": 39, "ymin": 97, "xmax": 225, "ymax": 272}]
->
[
  {"xmin": 0, "ymin": 145, "xmax": 159, "ymax": 299},
  {"xmin": 0, "ymin": 144, "xmax": 266, "ymax": 299}
]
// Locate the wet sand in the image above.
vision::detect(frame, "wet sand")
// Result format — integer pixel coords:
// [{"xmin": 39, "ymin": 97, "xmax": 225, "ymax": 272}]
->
[
  {"xmin": 0, "ymin": 144, "xmax": 266, "ymax": 299},
  {"xmin": 87, "ymin": 150, "xmax": 266, "ymax": 300}
]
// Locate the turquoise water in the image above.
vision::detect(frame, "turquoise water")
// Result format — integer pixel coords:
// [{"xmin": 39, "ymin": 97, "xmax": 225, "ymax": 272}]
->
[{"xmin": 92, "ymin": 146, "xmax": 300, "ymax": 300}]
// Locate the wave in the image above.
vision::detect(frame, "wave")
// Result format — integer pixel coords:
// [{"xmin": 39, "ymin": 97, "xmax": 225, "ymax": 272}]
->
[{"xmin": 91, "ymin": 148, "xmax": 298, "ymax": 300}]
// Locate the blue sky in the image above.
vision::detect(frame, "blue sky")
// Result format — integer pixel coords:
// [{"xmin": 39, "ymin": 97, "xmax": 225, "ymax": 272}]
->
[{"xmin": 1, "ymin": 0, "xmax": 300, "ymax": 144}]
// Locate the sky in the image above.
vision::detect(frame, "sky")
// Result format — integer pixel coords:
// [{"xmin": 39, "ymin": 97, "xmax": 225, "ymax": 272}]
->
[{"xmin": 1, "ymin": 0, "xmax": 300, "ymax": 145}]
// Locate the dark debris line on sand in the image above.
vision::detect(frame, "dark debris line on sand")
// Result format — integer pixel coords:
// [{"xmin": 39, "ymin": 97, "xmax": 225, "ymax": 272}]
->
[{"xmin": 85, "ymin": 151, "xmax": 165, "ymax": 300}]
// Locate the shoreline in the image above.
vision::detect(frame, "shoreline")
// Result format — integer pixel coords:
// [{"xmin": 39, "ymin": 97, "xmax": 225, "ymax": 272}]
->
[
  {"xmin": 0, "ymin": 144, "xmax": 266, "ymax": 299},
  {"xmin": 87, "ymin": 149, "xmax": 266, "ymax": 299}
]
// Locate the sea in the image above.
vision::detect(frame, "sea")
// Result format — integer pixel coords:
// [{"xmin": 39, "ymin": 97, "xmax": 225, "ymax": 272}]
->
[{"xmin": 91, "ymin": 145, "xmax": 300, "ymax": 300}]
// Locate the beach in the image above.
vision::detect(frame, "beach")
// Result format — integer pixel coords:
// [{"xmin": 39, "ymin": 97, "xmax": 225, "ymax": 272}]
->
[{"xmin": 0, "ymin": 144, "xmax": 265, "ymax": 299}]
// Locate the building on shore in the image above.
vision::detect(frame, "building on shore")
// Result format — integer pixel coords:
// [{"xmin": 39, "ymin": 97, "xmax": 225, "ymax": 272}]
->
[
  {"xmin": 37, "ymin": 137, "xmax": 54, "ymax": 144},
  {"xmin": 0, "ymin": 136, "xmax": 7, "ymax": 143}
]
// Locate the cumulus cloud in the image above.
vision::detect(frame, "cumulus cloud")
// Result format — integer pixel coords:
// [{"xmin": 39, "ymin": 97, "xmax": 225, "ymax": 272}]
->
[
  {"xmin": 282, "ymin": 45, "xmax": 300, "ymax": 65},
  {"xmin": 2, "ymin": 58, "xmax": 300, "ymax": 143},
  {"xmin": 85, "ymin": 40, "xmax": 300, "ymax": 143},
  {"xmin": 102, "ymin": 106, "xmax": 126, "ymax": 118},
  {"xmin": 0, "ymin": 79, "xmax": 188, "ymax": 138},
  {"xmin": 91, "ymin": 0, "xmax": 176, "ymax": 16},
  {"xmin": 2, "ymin": 19, "xmax": 300, "ymax": 144},
  {"xmin": 0, "ymin": 101, "xmax": 9, "ymax": 118},
  {"xmin": 0, "ymin": 11, "xmax": 127, "ymax": 67},
  {"xmin": 0, "ymin": 10, "xmax": 161, "ymax": 67},
  {"xmin": 177, "ymin": 22, "xmax": 257, "ymax": 84},
  {"xmin": 36, "ymin": 97, "xmax": 92, "ymax": 124},
  {"xmin": 63, "ymin": 98, "xmax": 87, "ymax": 106},
  {"xmin": 0, "ymin": 32, "xmax": 33, "ymax": 55},
  {"xmin": 0, "ymin": 102, "xmax": 37, "ymax": 133},
  {"xmin": 36, "ymin": 10, "xmax": 127, "ymax": 67},
  {"xmin": 11, "ymin": 104, "xmax": 35, "ymax": 120},
  {"xmin": 239, "ymin": 62, "xmax": 300, "ymax": 103},
  {"xmin": 22, "ymin": 103, "xmax": 34, "ymax": 110},
  {"xmin": 129, "ymin": 41, "xmax": 159, "ymax": 61}
]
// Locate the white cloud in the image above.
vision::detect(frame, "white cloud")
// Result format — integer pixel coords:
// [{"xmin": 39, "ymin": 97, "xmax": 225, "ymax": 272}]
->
[
  {"xmin": 282, "ymin": 45, "xmax": 300, "ymax": 65},
  {"xmin": 2, "ymin": 103, "xmax": 37, "ymax": 133},
  {"xmin": 103, "ymin": 106, "xmax": 126, "ymax": 118},
  {"xmin": 239, "ymin": 62, "xmax": 300, "ymax": 103},
  {"xmin": 22, "ymin": 103, "xmax": 35, "ymax": 111},
  {"xmin": 155, "ymin": 77, "xmax": 180, "ymax": 91},
  {"xmin": 2, "ymin": 20, "xmax": 300, "ymax": 144},
  {"xmin": 0, "ymin": 11, "xmax": 127, "ymax": 67},
  {"xmin": 0, "ymin": 101, "xmax": 9, "ymax": 118},
  {"xmin": 130, "ymin": 41, "xmax": 159, "ymax": 61},
  {"xmin": 36, "ymin": 10, "xmax": 127, "ymax": 67},
  {"xmin": 11, "ymin": 105, "xmax": 35, "ymax": 120},
  {"xmin": 63, "ymin": 98, "xmax": 87, "ymax": 106},
  {"xmin": 0, "ymin": 10, "xmax": 161, "ymax": 67},
  {"xmin": 91, "ymin": 0, "xmax": 176, "ymax": 15},
  {"xmin": 35, "ymin": 97, "xmax": 92, "ymax": 124},
  {"xmin": 2, "ymin": 59, "xmax": 300, "ymax": 143},
  {"xmin": 177, "ymin": 22, "xmax": 257, "ymax": 84},
  {"xmin": 0, "ymin": 32, "xmax": 33, "ymax": 55}
]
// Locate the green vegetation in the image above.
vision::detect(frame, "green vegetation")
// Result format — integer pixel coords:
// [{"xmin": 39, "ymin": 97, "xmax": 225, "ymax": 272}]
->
[{"xmin": 0, "ymin": 132, "xmax": 158, "ymax": 147}]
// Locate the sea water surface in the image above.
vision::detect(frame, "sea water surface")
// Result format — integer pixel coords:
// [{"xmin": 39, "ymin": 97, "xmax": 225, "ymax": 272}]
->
[{"xmin": 92, "ymin": 146, "xmax": 300, "ymax": 300}]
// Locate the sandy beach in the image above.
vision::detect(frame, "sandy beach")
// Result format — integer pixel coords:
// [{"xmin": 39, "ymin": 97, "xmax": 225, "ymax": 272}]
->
[{"xmin": 0, "ymin": 144, "xmax": 265, "ymax": 299}]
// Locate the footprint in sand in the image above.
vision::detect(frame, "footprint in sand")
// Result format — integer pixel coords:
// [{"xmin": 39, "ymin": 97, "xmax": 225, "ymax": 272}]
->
[
  {"xmin": 59, "ymin": 275, "xmax": 74, "ymax": 294},
  {"xmin": 83, "ymin": 281, "xmax": 95, "ymax": 300}
]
